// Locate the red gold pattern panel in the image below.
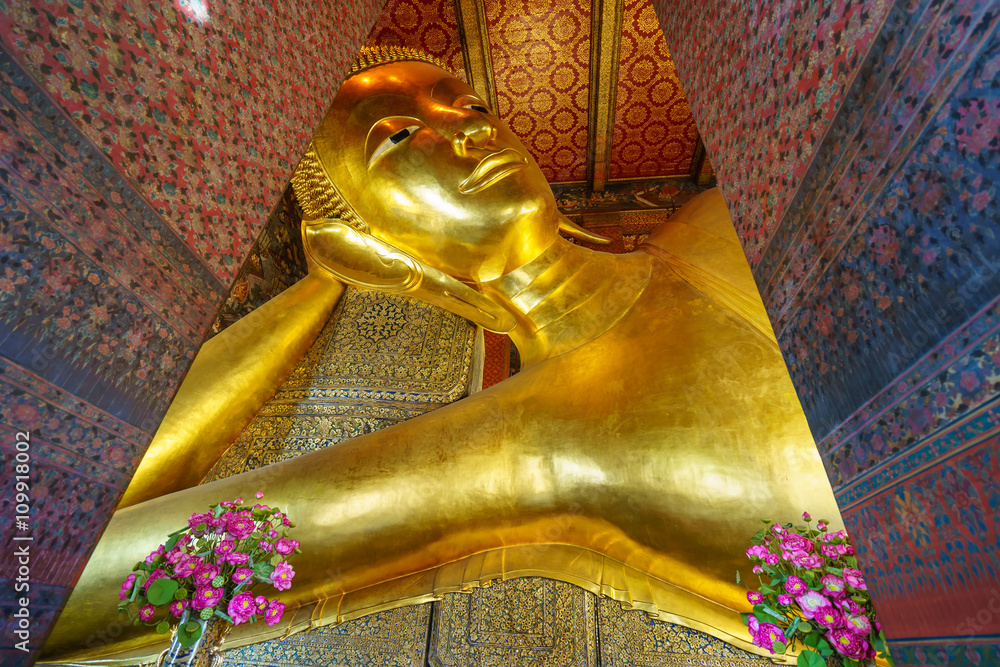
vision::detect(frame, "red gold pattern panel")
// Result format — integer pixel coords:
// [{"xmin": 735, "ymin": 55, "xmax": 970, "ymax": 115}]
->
[
  {"xmin": 609, "ymin": 0, "xmax": 698, "ymax": 180},
  {"xmin": 364, "ymin": 0, "xmax": 467, "ymax": 81},
  {"xmin": 484, "ymin": 0, "xmax": 591, "ymax": 183}
]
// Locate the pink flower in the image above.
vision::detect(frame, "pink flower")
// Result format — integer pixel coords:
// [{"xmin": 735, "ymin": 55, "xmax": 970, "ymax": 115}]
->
[
  {"xmin": 752, "ymin": 565, "xmax": 764, "ymax": 574},
  {"xmin": 165, "ymin": 548, "xmax": 185, "ymax": 565},
  {"xmin": 751, "ymin": 622, "xmax": 786, "ymax": 654},
  {"xmin": 838, "ymin": 598, "xmax": 864, "ymax": 615},
  {"xmin": 175, "ymin": 554, "xmax": 203, "ymax": 578},
  {"xmin": 814, "ymin": 605, "xmax": 844, "ymax": 629},
  {"xmin": 255, "ymin": 491, "xmax": 264, "ymax": 499},
  {"xmin": 144, "ymin": 544, "xmax": 165, "ymax": 565},
  {"xmin": 796, "ymin": 590, "xmax": 832, "ymax": 619},
  {"xmin": 835, "ymin": 543, "xmax": 854, "ymax": 556},
  {"xmin": 227, "ymin": 514, "xmax": 256, "ymax": 540},
  {"xmin": 771, "ymin": 525, "xmax": 784, "ymax": 535},
  {"xmin": 791, "ymin": 552, "xmax": 824, "ymax": 569},
  {"xmin": 228, "ymin": 592, "xmax": 257, "ymax": 624},
  {"xmin": 777, "ymin": 594, "xmax": 793, "ymax": 605},
  {"xmin": 843, "ymin": 568, "xmax": 867, "ymax": 590},
  {"xmin": 139, "ymin": 604, "xmax": 155, "ymax": 621},
  {"xmin": 270, "ymin": 561, "xmax": 295, "ymax": 591},
  {"xmin": 188, "ymin": 512, "xmax": 215, "ymax": 536},
  {"xmin": 763, "ymin": 553, "xmax": 779, "ymax": 565},
  {"xmin": 747, "ymin": 591, "xmax": 764, "ymax": 604},
  {"xmin": 828, "ymin": 627, "xmax": 871, "ymax": 659},
  {"xmin": 782, "ymin": 534, "xmax": 814, "ymax": 553},
  {"xmin": 821, "ymin": 575, "xmax": 847, "ymax": 598},
  {"xmin": 817, "ymin": 521, "xmax": 828, "ymax": 530},
  {"xmin": 265, "ymin": 599, "xmax": 286, "ymax": 626},
  {"xmin": 255, "ymin": 595, "xmax": 269, "ymax": 612},
  {"xmin": 119, "ymin": 574, "xmax": 137, "ymax": 601},
  {"xmin": 191, "ymin": 585, "xmax": 224, "ymax": 610},
  {"xmin": 194, "ymin": 563, "xmax": 220, "ymax": 586},
  {"xmin": 282, "ymin": 515, "xmax": 291, "ymax": 527},
  {"xmin": 784, "ymin": 576, "xmax": 808, "ymax": 595},
  {"xmin": 232, "ymin": 567, "xmax": 253, "ymax": 584},
  {"xmin": 258, "ymin": 539, "xmax": 274, "ymax": 553},
  {"xmin": 215, "ymin": 539, "xmax": 236, "ymax": 556},
  {"xmin": 268, "ymin": 530, "xmax": 279, "ymax": 538},
  {"xmin": 845, "ymin": 613, "xmax": 873, "ymax": 635},
  {"xmin": 227, "ymin": 551, "xmax": 250, "ymax": 565},
  {"xmin": 275, "ymin": 537, "xmax": 299, "ymax": 555},
  {"xmin": 169, "ymin": 599, "xmax": 187, "ymax": 618},
  {"xmin": 746, "ymin": 545, "xmax": 769, "ymax": 559},
  {"xmin": 821, "ymin": 544, "xmax": 841, "ymax": 559},
  {"xmin": 802, "ymin": 511, "xmax": 812, "ymax": 521}
]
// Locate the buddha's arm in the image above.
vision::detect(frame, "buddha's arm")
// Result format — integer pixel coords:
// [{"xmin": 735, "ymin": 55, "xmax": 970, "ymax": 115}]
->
[{"xmin": 118, "ymin": 272, "xmax": 344, "ymax": 508}]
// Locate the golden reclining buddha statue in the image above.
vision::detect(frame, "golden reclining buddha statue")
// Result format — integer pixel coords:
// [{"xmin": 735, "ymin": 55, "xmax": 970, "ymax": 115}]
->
[{"xmin": 43, "ymin": 47, "xmax": 841, "ymax": 663}]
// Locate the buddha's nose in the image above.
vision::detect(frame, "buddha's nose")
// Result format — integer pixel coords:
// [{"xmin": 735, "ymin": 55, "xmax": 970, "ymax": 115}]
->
[{"xmin": 449, "ymin": 113, "xmax": 495, "ymax": 157}]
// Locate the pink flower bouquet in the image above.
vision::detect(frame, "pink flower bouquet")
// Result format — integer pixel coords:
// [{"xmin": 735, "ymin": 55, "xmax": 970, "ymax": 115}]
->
[
  {"xmin": 118, "ymin": 493, "xmax": 298, "ymax": 647},
  {"xmin": 737, "ymin": 512, "xmax": 893, "ymax": 667}
]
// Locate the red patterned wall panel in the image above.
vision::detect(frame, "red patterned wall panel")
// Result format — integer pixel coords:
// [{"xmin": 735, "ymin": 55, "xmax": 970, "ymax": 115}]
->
[
  {"xmin": 365, "ymin": 0, "xmax": 466, "ymax": 81},
  {"xmin": 484, "ymin": 0, "xmax": 591, "ymax": 183},
  {"xmin": 609, "ymin": 0, "xmax": 698, "ymax": 180}
]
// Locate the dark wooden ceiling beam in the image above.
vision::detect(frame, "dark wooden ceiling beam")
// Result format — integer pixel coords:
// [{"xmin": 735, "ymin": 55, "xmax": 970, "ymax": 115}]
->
[{"xmin": 586, "ymin": 0, "xmax": 624, "ymax": 192}]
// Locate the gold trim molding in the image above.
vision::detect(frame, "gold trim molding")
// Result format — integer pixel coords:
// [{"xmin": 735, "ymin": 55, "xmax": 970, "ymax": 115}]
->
[
  {"xmin": 586, "ymin": 0, "xmax": 624, "ymax": 192},
  {"xmin": 454, "ymin": 0, "xmax": 499, "ymax": 112}
]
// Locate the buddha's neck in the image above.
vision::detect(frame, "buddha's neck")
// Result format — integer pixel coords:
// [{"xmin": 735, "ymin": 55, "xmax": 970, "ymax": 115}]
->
[{"xmin": 479, "ymin": 237, "xmax": 652, "ymax": 367}]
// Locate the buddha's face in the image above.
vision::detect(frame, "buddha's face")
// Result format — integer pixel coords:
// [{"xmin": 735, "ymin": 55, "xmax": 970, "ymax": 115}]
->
[{"xmin": 314, "ymin": 60, "xmax": 559, "ymax": 282}]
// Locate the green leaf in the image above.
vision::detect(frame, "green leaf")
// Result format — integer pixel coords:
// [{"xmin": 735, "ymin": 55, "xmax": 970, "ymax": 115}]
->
[
  {"xmin": 796, "ymin": 649, "xmax": 825, "ymax": 667},
  {"xmin": 752, "ymin": 604, "xmax": 783, "ymax": 621},
  {"xmin": 786, "ymin": 617, "xmax": 800, "ymax": 639},
  {"xmin": 824, "ymin": 565, "xmax": 844, "ymax": 576},
  {"xmin": 740, "ymin": 612, "xmax": 750, "ymax": 626},
  {"xmin": 213, "ymin": 505, "xmax": 225, "ymax": 518},
  {"xmin": 167, "ymin": 526, "xmax": 189, "ymax": 537},
  {"xmin": 156, "ymin": 620, "xmax": 169, "ymax": 634},
  {"xmin": 146, "ymin": 578, "xmax": 179, "ymax": 606},
  {"xmin": 772, "ymin": 641, "xmax": 787, "ymax": 654},
  {"xmin": 759, "ymin": 584, "xmax": 775, "ymax": 595},
  {"xmin": 803, "ymin": 633, "xmax": 819, "ymax": 648},
  {"xmin": 164, "ymin": 534, "xmax": 181, "ymax": 552}
]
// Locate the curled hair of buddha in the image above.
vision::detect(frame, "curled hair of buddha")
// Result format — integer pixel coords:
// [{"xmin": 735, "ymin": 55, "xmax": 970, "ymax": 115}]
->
[
  {"xmin": 291, "ymin": 46, "xmax": 454, "ymax": 232},
  {"xmin": 348, "ymin": 45, "xmax": 453, "ymax": 78}
]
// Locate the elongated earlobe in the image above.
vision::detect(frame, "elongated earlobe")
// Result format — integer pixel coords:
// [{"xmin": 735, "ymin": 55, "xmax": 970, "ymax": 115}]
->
[
  {"xmin": 558, "ymin": 214, "xmax": 612, "ymax": 245},
  {"xmin": 303, "ymin": 219, "xmax": 517, "ymax": 333}
]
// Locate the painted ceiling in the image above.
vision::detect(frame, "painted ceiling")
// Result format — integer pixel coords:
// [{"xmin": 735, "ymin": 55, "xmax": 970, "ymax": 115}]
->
[{"xmin": 363, "ymin": 0, "xmax": 709, "ymax": 188}]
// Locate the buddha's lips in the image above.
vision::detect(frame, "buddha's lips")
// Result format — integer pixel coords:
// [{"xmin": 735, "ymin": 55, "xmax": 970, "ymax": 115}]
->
[{"xmin": 459, "ymin": 148, "xmax": 527, "ymax": 194}]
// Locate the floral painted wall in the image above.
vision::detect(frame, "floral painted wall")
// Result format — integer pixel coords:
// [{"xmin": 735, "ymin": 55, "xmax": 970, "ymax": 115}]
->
[
  {"xmin": 0, "ymin": 1, "xmax": 385, "ymax": 663},
  {"xmin": 652, "ymin": 0, "xmax": 1000, "ymax": 665}
]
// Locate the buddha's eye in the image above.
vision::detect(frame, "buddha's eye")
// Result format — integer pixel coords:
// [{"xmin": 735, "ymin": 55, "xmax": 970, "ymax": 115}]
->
[
  {"xmin": 369, "ymin": 124, "xmax": 421, "ymax": 166},
  {"xmin": 464, "ymin": 103, "xmax": 490, "ymax": 114}
]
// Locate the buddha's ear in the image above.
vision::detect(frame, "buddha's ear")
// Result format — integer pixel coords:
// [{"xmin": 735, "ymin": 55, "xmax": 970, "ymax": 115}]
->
[
  {"xmin": 558, "ymin": 214, "xmax": 612, "ymax": 245},
  {"xmin": 302, "ymin": 219, "xmax": 516, "ymax": 333}
]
